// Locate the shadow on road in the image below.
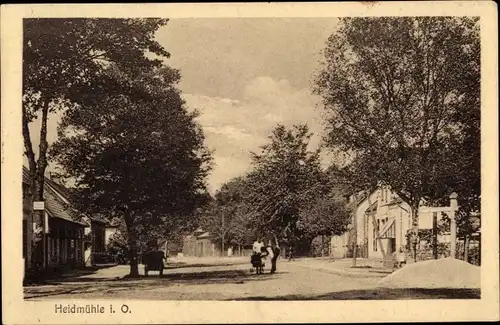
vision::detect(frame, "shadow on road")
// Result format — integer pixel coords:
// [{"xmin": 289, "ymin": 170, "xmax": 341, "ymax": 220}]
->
[
  {"xmin": 24, "ymin": 269, "xmax": 286, "ymax": 300},
  {"xmin": 232, "ymin": 288, "xmax": 481, "ymax": 300},
  {"xmin": 23, "ymin": 265, "xmax": 117, "ymax": 286},
  {"xmin": 165, "ymin": 262, "xmax": 248, "ymax": 270}
]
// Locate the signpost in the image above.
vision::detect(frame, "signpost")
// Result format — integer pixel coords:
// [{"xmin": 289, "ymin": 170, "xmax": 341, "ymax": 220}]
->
[
  {"xmin": 432, "ymin": 212, "xmax": 438, "ymax": 259},
  {"xmin": 33, "ymin": 201, "xmax": 47, "ymax": 268},
  {"xmin": 33, "ymin": 201, "xmax": 45, "ymax": 211}
]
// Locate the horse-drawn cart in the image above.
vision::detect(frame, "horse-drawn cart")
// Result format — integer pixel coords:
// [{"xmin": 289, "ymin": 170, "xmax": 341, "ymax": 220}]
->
[{"xmin": 143, "ymin": 250, "xmax": 165, "ymax": 276}]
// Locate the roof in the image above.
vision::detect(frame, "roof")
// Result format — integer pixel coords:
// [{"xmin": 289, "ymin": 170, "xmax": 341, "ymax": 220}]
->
[
  {"xmin": 23, "ymin": 167, "xmax": 118, "ymax": 227},
  {"xmin": 197, "ymin": 232, "xmax": 212, "ymax": 239},
  {"xmin": 44, "ymin": 177, "xmax": 74, "ymax": 200},
  {"xmin": 44, "ymin": 185, "xmax": 87, "ymax": 226},
  {"xmin": 23, "ymin": 167, "xmax": 86, "ymax": 226},
  {"xmin": 89, "ymin": 214, "xmax": 108, "ymax": 225}
]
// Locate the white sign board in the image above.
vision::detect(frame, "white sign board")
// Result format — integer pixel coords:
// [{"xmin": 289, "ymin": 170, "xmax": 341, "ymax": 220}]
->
[{"xmin": 33, "ymin": 201, "xmax": 45, "ymax": 210}]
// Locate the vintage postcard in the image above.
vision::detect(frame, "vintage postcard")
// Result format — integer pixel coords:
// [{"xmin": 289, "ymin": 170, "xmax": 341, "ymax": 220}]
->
[{"xmin": 1, "ymin": 2, "xmax": 499, "ymax": 324}]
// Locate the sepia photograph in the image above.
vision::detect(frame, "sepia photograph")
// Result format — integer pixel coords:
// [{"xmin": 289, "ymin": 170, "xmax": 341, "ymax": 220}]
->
[{"xmin": 2, "ymin": 2, "xmax": 499, "ymax": 324}]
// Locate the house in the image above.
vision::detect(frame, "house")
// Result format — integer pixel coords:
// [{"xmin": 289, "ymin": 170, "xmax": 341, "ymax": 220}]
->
[
  {"xmin": 23, "ymin": 168, "xmax": 87, "ymax": 272},
  {"xmin": 182, "ymin": 228, "xmax": 222, "ymax": 257},
  {"xmin": 83, "ymin": 215, "xmax": 118, "ymax": 266},
  {"xmin": 330, "ymin": 186, "xmax": 456, "ymax": 259},
  {"xmin": 23, "ymin": 167, "xmax": 119, "ymax": 273}
]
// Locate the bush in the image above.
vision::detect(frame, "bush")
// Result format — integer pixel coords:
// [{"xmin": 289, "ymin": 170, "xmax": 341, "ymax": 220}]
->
[
  {"xmin": 416, "ymin": 239, "xmax": 480, "ymax": 265},
  {"xmin": 107, "ymin": 231, "xmax": 129, "ymax": 265},
  {"xmin": 310, "ymin": 236, "xmax": 329, "ymax": 257}
]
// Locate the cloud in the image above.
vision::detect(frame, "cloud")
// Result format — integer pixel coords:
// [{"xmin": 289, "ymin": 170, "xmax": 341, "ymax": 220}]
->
[
  {"xmin": 183, "ymin": 75, "xmax": 327, "ymax": 194},
  {"xmin": 24, "ymin": 76, "xmax": 329, "ymax": 194}
]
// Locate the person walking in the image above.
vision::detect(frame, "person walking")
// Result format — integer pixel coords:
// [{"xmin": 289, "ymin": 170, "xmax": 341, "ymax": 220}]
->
[
  {"xmin": 288, "ymin": 245, "xmax": 295, "ymax": 261},
  {"xmin": 271, "ymin": 245, "xmax": 280, "ymax": 273},
  {"xmin": 261, "ymin": 244, "xmax": 280, "ymax": 274},
  {"xmin": 251, "ymin": 238, "xmax": 265, "ymax": 274}
]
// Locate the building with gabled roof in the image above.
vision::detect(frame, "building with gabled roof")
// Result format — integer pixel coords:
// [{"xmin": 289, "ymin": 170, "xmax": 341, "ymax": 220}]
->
[
  {"xmin": 330, "ymin": 186, "xmax": 468, "ymax": 260},
  {"xmin": 23, "ymin": 167, "xmax": 87, "ymax": 272}
]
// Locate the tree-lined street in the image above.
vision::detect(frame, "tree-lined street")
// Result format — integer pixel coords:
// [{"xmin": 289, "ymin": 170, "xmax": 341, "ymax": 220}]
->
[
  {"xmin": 21, "ymin": 16, "xmax": 481, "ymax": 300},
  {"xmin": 24, "ymin": 257, "xmax": 479, "ymax": 300}
]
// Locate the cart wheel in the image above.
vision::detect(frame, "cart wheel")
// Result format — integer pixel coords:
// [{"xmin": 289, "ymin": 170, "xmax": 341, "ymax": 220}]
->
[{"xmin": 145, "ymin": 266, "xmax": 148, "ymax": 277}]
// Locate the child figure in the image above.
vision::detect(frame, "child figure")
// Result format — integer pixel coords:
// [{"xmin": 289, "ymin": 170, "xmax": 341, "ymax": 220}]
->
[{"xmin": 397, "ymin": 247, "xmax": 407, "ymax": 268}]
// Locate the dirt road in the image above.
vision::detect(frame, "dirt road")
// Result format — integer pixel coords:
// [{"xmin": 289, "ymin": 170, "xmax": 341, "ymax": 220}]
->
[{"xmin": 24, "ymin": 257, "xmax": 479, "ymax": 300}]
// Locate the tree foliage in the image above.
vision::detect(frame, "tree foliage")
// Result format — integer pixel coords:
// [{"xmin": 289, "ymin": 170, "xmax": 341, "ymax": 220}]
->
[
  {"xmin": 244, "ymin": 124, "xmax": 331, "ymax": 243},
  {"xmin": 50, "ymin": 64, "xmax": 212, "ymax": 276},
  {"xmin": 23, "ymin": 18, "xmax": 171, "ymax": 270},
  {"xmin": 23, "ymin": 18, "xmax": 170, "ymax": 197},
  {"xmin": 314, "ymin": 17, "xmax": 480, "ymax": 234},
  {"xmin": 199, "ymin": 177, "xmax": 254, "ymax": 249}
]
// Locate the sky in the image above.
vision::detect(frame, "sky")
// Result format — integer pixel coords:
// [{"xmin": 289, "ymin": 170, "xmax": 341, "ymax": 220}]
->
[{"xmin": 27, "ymin": 18, "xmax": 341, "ymax": 194}]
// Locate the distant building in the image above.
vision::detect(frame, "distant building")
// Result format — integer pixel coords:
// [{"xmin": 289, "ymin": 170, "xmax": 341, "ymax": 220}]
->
[
  {"xmin": 330, "ymin": 186, "xmax": 460, "ymax": 259},
  {"xmin": 182, "ymin": 228, "xmax": 222, "ymax": 257},
  {"xmin": 83, "ymin": 215, "xmax": 118, "ymax": 266},
  {"xmin": 23, "ymin": 167, "xmax": 118, "ymax": 273}
]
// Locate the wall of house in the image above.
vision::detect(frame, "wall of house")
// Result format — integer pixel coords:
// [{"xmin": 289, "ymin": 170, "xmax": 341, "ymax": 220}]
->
[
  {"xmin": 330, "ymin": 232, "xmax": 349, "ymax": 259},
  {"xmin": 105, "ymin": 227, "xmax": 117, "ymax": 249},
  {"xmin": 352, "ymin": 188, "xmax": 449, "ymax": 258},
  {"xmin": 182, "ymin": 236, "xmax": 197, "ymax": 256},
  {"xmin": 46, "ymin": 218, "xmax": 85, "ymax": 268},
  {"xmin": 362, "ymin": 189, "xmax": 453, "ymax": 259},
  {"xmin": 366, "ymin": 194, "xmax": 411, "ymax": 259}
]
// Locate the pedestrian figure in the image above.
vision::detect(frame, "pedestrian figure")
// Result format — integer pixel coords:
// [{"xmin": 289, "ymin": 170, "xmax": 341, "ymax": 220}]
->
[
  {"xmin": 397, "ymin": 247, "xmax": 407, "ymax": 268},
  {"xmin": 252, "ymin": 237, "xmax": 264, "ymax": 254},
  {"xmin": 288, "ymin": 245, "xmax": 295, "ymax": 261},
  {"xmin": 260, "ymin": 245, "xmax": 279, "ymax": 274},
  {"xmin": 271, "ymin": 245, "xmax": 280, "ymax": 273},
  {"xmin": 250, "ymin": 251, "xmax": 264, "ymax": 274}
]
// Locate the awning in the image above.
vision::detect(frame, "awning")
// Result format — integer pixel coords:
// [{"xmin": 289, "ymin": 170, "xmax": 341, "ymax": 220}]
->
[{"xmin": 378, "ymin": 217, "xmax": 395, "ymax": 238}]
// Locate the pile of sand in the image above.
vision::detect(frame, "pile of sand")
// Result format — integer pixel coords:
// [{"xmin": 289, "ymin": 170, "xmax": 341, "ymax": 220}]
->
[{"xmin": 377, "ymin": 258, "xmax": 480, "ymax": 289}]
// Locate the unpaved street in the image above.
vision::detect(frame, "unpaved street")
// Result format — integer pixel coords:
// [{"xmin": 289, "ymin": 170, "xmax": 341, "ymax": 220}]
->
[{"xmin": 24, "ymin": 257, "xmax": 479, "ymax": 300}]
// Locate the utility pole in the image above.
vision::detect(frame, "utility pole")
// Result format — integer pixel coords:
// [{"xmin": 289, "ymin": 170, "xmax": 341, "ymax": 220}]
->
[
  {"xmin": 221, "ymin": 211, "xmax": 225, "ymax": 256},
  {"xmin": 449, "ymin": 192, "xmax": 458, "ymax": 259},
  {"xmin": 352, "ymin": 211, "xmax": 357, "ymax": 267}
]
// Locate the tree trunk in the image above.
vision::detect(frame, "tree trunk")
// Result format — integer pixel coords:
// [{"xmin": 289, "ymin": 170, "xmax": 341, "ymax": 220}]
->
[
  {"xmin": 35, "ymin": 98, "xmax": 51, "ymax": 269},
  {"xmin": 22, "ymin": 106, "xmax": 37, "ymax": 271},
  {"xmin": 410, "ymin": 203, "xmax": 420, "ymax": 262},
  {"xmin": 321, "ymin": 235, "xmax": 325, "ymax": 258},
  {"xmin": 221, "ymin": 213, "xmax": 225, "ymax": 256},
  {"xmin": 125, "ymin": 215, "xmax": 139, "ymax": 277},
  {"xmin": 221, "ymin": 233, "xmax": 225, "ymax": 257},
  {"xmin": 464, "ymin": 234, "xmax": 470, "ymax": 263},
  {"xmin": 432, "ymin": 212, "xmax": 438, "ymax": 259},
  {"xmin": 35, "ymin": 97, "xmax": 50, "ymax": 201}
]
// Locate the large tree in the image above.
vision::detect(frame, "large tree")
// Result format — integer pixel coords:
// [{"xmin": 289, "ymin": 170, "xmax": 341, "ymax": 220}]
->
[
  {"xmin": 50, "ymin": 65, "xmax": 212, "ymax": 276},
  {"xmin": 23, "ymin": 18, "xmax": 170, "ymax": 269},
  {"xmin": 314, "ymin": 17, "xmax": 480, "ymax": 251},
  {"xmin": 245, "ymin": 124, "xmax": 328, "ymax": 247},
  {"xmin": 199, "ymin": 177, "xmax": 254, "ymax": 253}
]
